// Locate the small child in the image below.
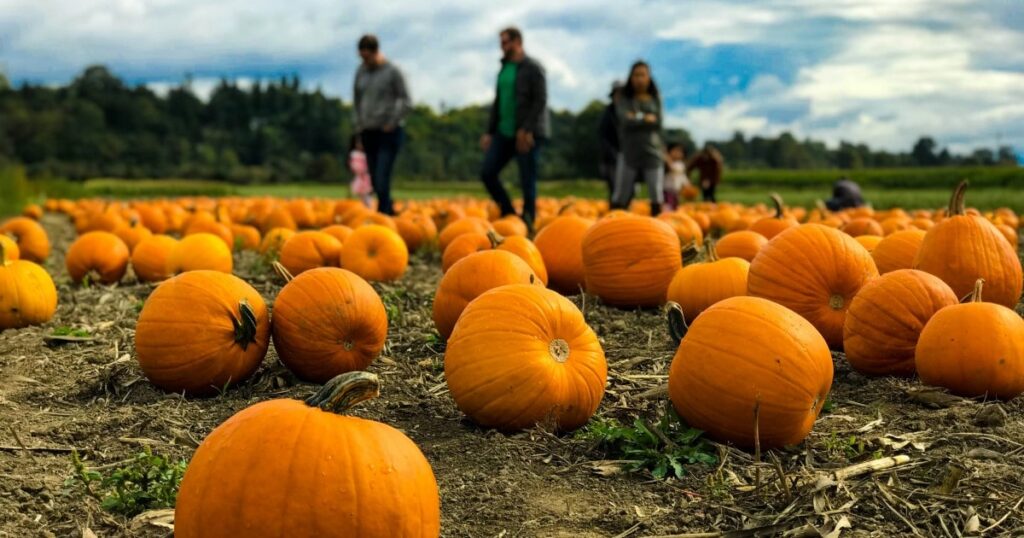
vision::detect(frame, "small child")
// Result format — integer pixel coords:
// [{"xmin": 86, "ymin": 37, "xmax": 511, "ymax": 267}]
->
[
  {"xmin": 663, "ymin": 143, "xmax": 690, "ymax": 210},
  {"xmin": 348, "ymin": 135, "xmax": 373, "ymax": 208}
]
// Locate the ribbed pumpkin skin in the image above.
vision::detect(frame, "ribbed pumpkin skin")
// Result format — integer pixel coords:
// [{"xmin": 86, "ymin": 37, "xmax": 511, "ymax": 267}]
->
[
  {"xmin": 169, "ymin": 233, "xmax": 233, "ymax": 274},
  {"xmin": 872, "ymin": 229, "xmax": 926, "ymax": 274},
  {"xmin": 0, "ymin": 255, "xmax": 58, "ymax": 330},
  {"xmin": 279, "ymin": 231, "xmax": 342, "ymax": 276},
  {"xmin": 748, "ymin": 224, "xmax": 879, "ymax": 348},
  {"xmin": 445, "ymin": 284, "xmax": 606, "ymax": 432},
  {"xmin": 914, "ymin": 214, "xmax": 1022, "ymax": 309},
  {"xmin": 438, "ymin": 217, "xmax": 492, "ymax": 252},
  {"xmin": 715, "ymin": 231, "xmax": 767, "ymax": 262},
  {"xmin": 1, "ymin": 217, "xmax": 51, "ymax": 262},
  {"xmin": 432, "ymin": 251, "xmax": 537, "ymax": 339},
  {"xmin": 135, "ymin": 271, "xmax": 269, "ymax": 395},
  {"xmin": 441, "ymin": 232, "xmax": 490, "ymax": 272},
  {"xmin": 272, "ymin": 268, "xmax": 387, "ymax": 383},
  {"xmin": 259, "ymin": 227, "xmax": 296, "ymax": 255},
  {"xmin": 534, "ymin": 215, "xmax": 593, "ymax": 294},
  {"xmin": 131, "ymin": 235, "xmax": 178, "ymax": 282},
  {"xmin": 916, "ymin": 302, "xmax": 1024, "ymax": 400},
  {"xmin": 666, "ymin": 257, "xmax": 749, "ymax": 323},
  {"xmin": 339, "ymin": 225, "xmax": 409, "ymax": 282},
  {"xmin": 175, "ymin": 400, "xmax": 440, "ymax": 538},
  {"xmin": 843, "ymin": 270, "xmax": 958, "ymax": 377},
  {"xmin": 668, "ymin": 296, "xmax": 832, "ymax": 449},
  {"xmin": 395, "ymin": 213, "xmax": 437, "ymax": 252},
  {"xmin": 0, "ymin": 236, "xmax": 19, "ymax": 260},
  {"xmin": 495, "ymin": 235, "xmax": 548, "ymax": 286},
  {"xmin": 582, "ymin": 217, "xmax": 681, "ymax": 307},
  {"xmin": 65, "ymin": 231, "xmax": 131, "ymax": 284}
]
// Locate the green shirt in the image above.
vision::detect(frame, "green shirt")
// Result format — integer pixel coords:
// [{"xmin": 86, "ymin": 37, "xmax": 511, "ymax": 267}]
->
[{"xmin": 497, "ymin": 61, "xmax": 518, "ymax": 138}]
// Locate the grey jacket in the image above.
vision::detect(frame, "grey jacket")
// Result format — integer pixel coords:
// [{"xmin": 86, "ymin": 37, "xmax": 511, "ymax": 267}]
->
[
  {"xmin": 487, "ymin": 55, "xmax": 550, "ymax": 139},
  {"xmin": 353, "ymin": 61, "xmax": 412, "ymax": 132},
  {"xmin": 616, "ymin": 95, "xmax": 664, "ymax": 169}
]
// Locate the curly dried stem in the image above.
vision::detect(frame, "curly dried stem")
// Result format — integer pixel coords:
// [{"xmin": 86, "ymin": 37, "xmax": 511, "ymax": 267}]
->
[
  {"xmin": 666, "ymin": 301, "xmax": 689, "ymax": 346},
  {"xmin": 305, "ymin": 371, "xmax": 381, "ymax": 413},
  {"xmin": 231, "ymin": 299, "xmax": 259, "ymax": 350},
  {"xmin": 968, "ymin": 278, "xmax": 985, "ymax": 303},
  {"xmin": 486, "ymin": 229, "xmax": 506, "ymax": 249},
  {"xmin": 704, "ymin": 239, "xmax": 719, "ymax": 262},
  {"xmin": 947, "ymin": 180, "xmax": 969, "ymax": 216},
  {"xmin": 271, "ymin": 261, "xmax": 294, "ymax": 283},
  {"xmin": 769, "ymin": 193, "xmax": 785, "ymax": 219}
]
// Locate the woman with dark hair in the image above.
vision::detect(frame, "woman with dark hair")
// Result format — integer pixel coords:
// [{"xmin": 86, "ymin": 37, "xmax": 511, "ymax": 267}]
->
[{"xmin": 611, "ymin": 61, "xmax": 666, "ymax": 214}]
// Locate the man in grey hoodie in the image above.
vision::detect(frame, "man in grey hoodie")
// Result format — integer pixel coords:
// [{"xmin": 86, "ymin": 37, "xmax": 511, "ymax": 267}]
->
[{"xmin": 353, "ymin": 34, "xmax": 412, "ymax": 215}]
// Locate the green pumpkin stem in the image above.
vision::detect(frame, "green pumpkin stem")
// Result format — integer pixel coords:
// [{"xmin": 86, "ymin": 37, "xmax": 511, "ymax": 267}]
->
[
  {"xmin": 769, "ymin": 193, "xmax": 785, "ymax": 219},
  {"xmin": 947, "ymin": 180, "xmax": 969, "ymax": 216},
  {"xmin": 486, "ymin": 229, "xmax": 505, "ymax": 249},
  {"xmin": 272, "ymin": 261, "xmax": 294, "ymax": 283},
  {"xmin": 306, "ymin": 371, "xmax": 381, "ymax": 413},
  {"xmin": 666, "ymin": 301, "xmax": 689, "ymax": 346},
  {"xmin": 231, "ymin": 299, "xmax": 259, "ymax": 350}
]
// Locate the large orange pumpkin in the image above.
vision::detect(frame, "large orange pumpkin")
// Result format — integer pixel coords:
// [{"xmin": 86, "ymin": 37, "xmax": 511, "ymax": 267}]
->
[
  {"xmin": 715, "ymin": 230, "xmax": 768, "ymax": 262},
  {"xmin": 65, "ymin": 231, "xmax": 131, "ymax": 285},
  {"xmin": 168, "ymin": 233, "xmax": 233, "ymax": 274},
  {"xmin": 871, "ymin": 229, "xmax": 926, "ymax": 274},
  {"xmin": 445, "ymin": 284, "xmax": 606, "ymax": 432},
  {"xmin": 0, "ymin": 241, "xmax": 57, "ymax": 330},
  {"xmin": 916, "ymin": 280, "xmax": 1024, "ymax": 399},
  {"xmin": 339, "ymin": 225, "xmax": 408, "ymax": 282},
  {"xmin": 666, "ymin": 242, "xmax": 749, "ymax": 323},
  {"xmin": 279, "ymin": 231, "xmax": 342, "ymax": 276},
  {"xmin": 914, "ymin": 182, "xmax": 1023, "ymax": 308},
  {"xmin": 433, "ymin": 250, "xmax": 538, "ymax": 339},
  {"xmin": 657, "ymin": 213, "xmax": 704, "ymax": 247},
  {"xmin": 186, "ymin": 220, "xmax": 234, "ymax": 250},
  {"xmin": 438, "ymin": 216, "xmax": 493, "ymax": 252},
  {"xmin": 534, "ymin": 215, "xmax": 593, "ymax": 295},
  {"xmin": 175, "ymin": 372, "xmax": 439, "ymax": 538},
  {"xmin": 229, "ymin": 224, "xmax": 262, "ymax": 251},
  {"xmin": 748, "ymin": 224, "xmax": 878, "ymax": 348},
  {"xmin": 272, "ymin": 267, "xmax": 387, "ymax": 383},
  {"xmin": 488, "ymin": 231, "xmax": 548, "ymax": 285},
  {"xmin": 1, "ymin": 217, "xmax": 51, "ymax": 263},
  {"xmin": 395, "ymin": 213, "xmax": 437, "ymax": 252},
  {"xmin": 113, "ymin": 221, "xmax": 153, "ymax": 253},
  {"xmin": 668, "ymin": 296, "xmax": 832, "ymax": 449},
  {"xmin": 135, "ymin": 270, "xmax": 269, "ymax": 395},
  {"xmin": 131, "ymin": 235, "xmax": 179, "ymax": 283},
  {"xmin": 748, "ymin": 194, "xmax": 799, "ymax": 240},
  {"xmin": 582, "ymin": 216, "xmax": 681, "ymax": 308},
  {"xmin": 843, "ymin": 269, "xmax": 958, "ymax": 377},
  {"xmin": 440, "ymin": 232, "xmax": 490, "ymax": 273}
]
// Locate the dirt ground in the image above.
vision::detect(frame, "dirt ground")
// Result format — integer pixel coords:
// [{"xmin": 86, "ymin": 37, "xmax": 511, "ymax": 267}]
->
[{"xmin": 2, "ymin": 213, "xmax": 1024, "ymax": 537}]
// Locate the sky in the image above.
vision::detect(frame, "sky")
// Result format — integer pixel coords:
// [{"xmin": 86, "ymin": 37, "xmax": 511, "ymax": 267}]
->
[{"xmin": 2, "ymin": 0, "xmax": 1023, "ymax": 154}]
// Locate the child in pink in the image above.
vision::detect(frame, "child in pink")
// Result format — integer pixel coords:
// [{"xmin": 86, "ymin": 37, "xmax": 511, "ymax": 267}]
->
[{"xmin": 348, "ymin": 135, "xmax": 374, "ymax": 208}]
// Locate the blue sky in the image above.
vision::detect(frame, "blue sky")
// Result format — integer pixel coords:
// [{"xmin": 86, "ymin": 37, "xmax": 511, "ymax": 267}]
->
[{"xmin": 2, "ymin": 0, "xmax": 1022, "ymax": 155}]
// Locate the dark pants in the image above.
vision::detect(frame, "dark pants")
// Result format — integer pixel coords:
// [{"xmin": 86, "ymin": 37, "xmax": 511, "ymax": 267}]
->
[
  {"xmin": 361, "ymin": 127, "xmax": 404, "ymax": 215},
  {"xmin": 702, "ymin": 183, "xmax": 717, "ymax": 203},
  {"xmin": 480, "ymin": 133, "xmax": 541, "ymax": 228}
]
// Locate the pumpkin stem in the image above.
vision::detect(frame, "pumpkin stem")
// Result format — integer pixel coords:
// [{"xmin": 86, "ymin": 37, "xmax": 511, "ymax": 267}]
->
[
  {"xmin": 549, "ymin": 339, "xmax": 570, "ymax": 363},
  {"xmin": 272, "ymin": 261, "xmax": 294, "ymax": 283},
  {"xmin": 666, "ymin": 301, "xmax": 689, "ymax": 345},
  {"xmin": 305, "ymin": 371, "xmax": 380, "ymax": 413},
  {"xmin": 965, "ymin": 278, "xmax": 985, "ymax": 303},
  {"xmin": 558, "ymin": 202, "xmax": 575, "ymax": 215},
  {"xmin": 769, "ymin": 193, "xmax": 784, "ymax": 219},
  {"xmin": 231, "ymin": 299, "xmax": 259, "ymax": 350},
  {"xmin": 486, "ymin": 229, "xmax": 505, "ymax": 249},
  {"xmin": 681, "ymin": 241, "xmax": 701, "ymax": 265},
  {"xmin": 0, "ymin": 240, "xmax": 8, "ymax": 265},
  {"xmin": 947, "ymin": 180, "xmax": 969, "ymax": 216},
  {"xmin": 704, "ymin": 239, "xmax": 718, "ymax": 262},
  {"xmin": 828, "ymin": 294, "xmax": 845, "ymax": 311},
  {"xmin": 814, "ymin": 199, "xmax": 829, "ymax": 215}
]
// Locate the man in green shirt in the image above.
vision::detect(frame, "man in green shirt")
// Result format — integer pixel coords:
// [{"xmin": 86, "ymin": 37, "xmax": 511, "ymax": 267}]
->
[{"xmin": 480, "ymin": 27, "xmax": 550, "ymax": 231}]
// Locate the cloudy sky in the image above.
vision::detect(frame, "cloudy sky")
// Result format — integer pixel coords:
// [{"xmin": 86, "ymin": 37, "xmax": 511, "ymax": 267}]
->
[{"xmin": 2, "ymin": 0, "xmax": 1022, "ymax": 154}]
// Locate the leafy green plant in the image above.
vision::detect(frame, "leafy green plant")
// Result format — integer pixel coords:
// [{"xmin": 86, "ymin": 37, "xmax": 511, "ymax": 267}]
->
[
  {"xmin": 65, "ymin": 447, "xmax": 187, "ymax": 517},
  {"xmin": 576, "ymin": 407, "xmax": 717, "ymax": 479},
  {"xmin": 52, "ymin": 326, "xmax": 91, "ymax": 338},
  {"xmin": 821, "ymin": 432, "xmax": 882, "ymax": 461},
  {"xmin": 379, "ymin": 287, "xmax": 408, "ymax": 325}
]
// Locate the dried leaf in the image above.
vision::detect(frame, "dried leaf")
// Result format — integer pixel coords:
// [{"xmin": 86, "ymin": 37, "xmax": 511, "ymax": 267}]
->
[
  {"xmin": 823, "ymin": 516, "xmax": 852, "ymax": 538},
  {"xmin": 130, "ymin": 508, "xmax": 175, "ymax": 530}
]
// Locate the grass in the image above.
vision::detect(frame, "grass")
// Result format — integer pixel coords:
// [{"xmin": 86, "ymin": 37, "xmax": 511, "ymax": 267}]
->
[{"xmin": 66, "ymin": 447, "xmax": 187, "ymax": 517}]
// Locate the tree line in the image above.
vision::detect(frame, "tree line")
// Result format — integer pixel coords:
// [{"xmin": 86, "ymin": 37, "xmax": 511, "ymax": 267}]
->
[{"xmin": 0, "ymin": 66, "xmax": 1016, "ymax": 183}]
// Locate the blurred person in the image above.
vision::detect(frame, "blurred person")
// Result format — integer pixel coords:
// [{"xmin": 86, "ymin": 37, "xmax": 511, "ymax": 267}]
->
[
  {"xmin": 353, "ymin": 34, "xmax": 411, "ymax": 215},
  {"xmin": 598, "ymin": 80, "xmax": 624, "ymax": 203},
  {"xmin": 348, "ymin": 135, "xmax": 374, "ymax": 208},
  {"xmin": 663, "ymin": 143, "xmax": 690, "ymax": 211},
  {"xmin": 611, "ymin": 61, "xmax": 666, "ymax": 215},
  {"xmin": 687, "ymin": 144, "xmax": 724, "ymax": 203}
]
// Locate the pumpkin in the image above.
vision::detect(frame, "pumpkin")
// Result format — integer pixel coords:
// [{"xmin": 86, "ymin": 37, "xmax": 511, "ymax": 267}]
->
[
  {"xmin": 169, "ymin": 233, "xmax": 234, "ymax": 274},
  {"xmin": 113, "ymin": 221, "xmax": 153, "ymax": 253},
  {"xmin": 488, "ymin": 231, "xmax": 548, "ymax": 285},
  {"xmin": 230, "ymin": 224, "xmax": 262, "ymax": 251},
  {"xmin": 441, "ymin": 232, "xmax": 490, "ymax": 272},
  {"xmin": 65, "ymin": 231, "xmax": 131, "ymax": 284},
  {"xmin": 22, "ymin": 204, "xmax": 43, "ymax": 220},
  {"xmin": 842, "ymin": 218, "xmax": 883, "ymax": 237},
  {"xmin": 136, "ymin": 205, "xmax": 168, "ymax": 234},
  {"xmin": 272, "ymin": 266, "xmax": 387, "ymax": 383},
  {"xmin": 339, "ymin": 225, "xmax": 408, "ymax": 282},
  {"xmin": 0, "ymin": 235, "xmax": 20, "ymax": 261},
  {"xmin": 748, "ymin": 194, "xmax": 799, "ymax": 240},
  {"xmin": 533, "ymin": 215, "xmax": 593, "ymax": 295},
  {"xmin": 433, "ymin": 250, "xmax": 538, "ymax": 339},
  {"xmin": 395, "ymin": 213, "xmax": 438, "ymax": 252},
  {"xmin": 175, "ymin": 371, "xmax": 440, "ymax": 538},
  {"xmin": 916, "ymin": 279, "xmax": 1024, "ymax": 400},
  {"xmin": 715, "ymin": 231, "xmax": 768, "ymax": 262},
  {"xmin": 1, "ymin": 217, "xmax": 51, "ymax": 263},
  {"xmin": 492, "ymin": 216, "xmax": 528, "ymax": 237},
  {"xmin": 657, "ymin": 213, "xmax": 704, "ymax": 247},
  {"xmin": 321, "ymin": 224, "xmax": 354, "ymax": 245},
  {"xmin": 438, "ymin": 217, "xmax": 493, "ymax": 252},
  {"xmin": 259, "ymin": 227, "xmax": 296, "ymax": 255},
  {"xmin": 668, "ymin": 296, "xmax": 832, "ymax": 449},
  {"xmin": 131, "ymin": 235, "xmax": 179, "ymax": 282},
  {"xmin": 996, "ymin": 224, "xmax": 1018, "ymax": 249},
  {"xmin": 279, "ymin": 231, "xmax": 342, "ymax": 276},
  {"xmin": 0, "ymin": 240, "xmax": 57, "ymax": 330},
  {"xmin": 854, "ymin": 235, "xmax": 883, "ymax": 252},
  {"xmin": 871, "ymin": 229, "xmax": 926, "ymax": 274},
  {"xmin": 747, "ymin": 224, "xmax": 879, "ymax": 348},
  {"xmin": 843, "ymin": 269, "xmax": 958, "ymax": 377},
  {"xmin": 914, "ymin": 182, "xmax": 1023, "ymax": 308},
  {"xmin": 666, "ymin": 242, "xmax": 750, "ymax": 323},
  {"xmin": 581, "ymin": 216, "xmax": 681, "ymax": 308},
  {"xmin": 445, "ymin": 284, "xmax": 606, "ymax": 431},
  {"xmin": 260, "ymin": 206, "xmax": 298, "ymax": 233},
  {"xmin": 135, "ymin": 270, "xmax": 269, "ymax": 395},
  {"xmin": 186, "ymin": 220, "xmax": 234, "ymax": 249}
]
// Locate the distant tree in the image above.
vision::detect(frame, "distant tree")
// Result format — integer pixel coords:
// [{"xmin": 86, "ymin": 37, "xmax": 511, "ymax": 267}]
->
[
  {"xmin": 911, "ymin": 136, "xmax": 938, "ymax": 166},
  {"xmin": 997, "ymin": 145, "xmax": 1017, "ymax": 165}
]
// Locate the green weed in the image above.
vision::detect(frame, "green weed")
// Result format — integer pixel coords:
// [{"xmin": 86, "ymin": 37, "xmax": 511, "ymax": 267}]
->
[{"xmin": 65, "ymin": 447, "xmax": 187, "ymax": 517}]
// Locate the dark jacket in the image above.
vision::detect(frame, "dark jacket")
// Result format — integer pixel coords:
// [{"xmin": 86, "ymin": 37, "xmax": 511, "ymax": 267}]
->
[
  {"xmin": 487, "ymin": 55, "xmax": 550, "ymax": 139},
  {"xmin": 825, "ymin": 179, "xmax": 865, "ymax": 211},
  {"xmin": 598, "ymin": 102, "xmax": 619, "ymax": 163}
]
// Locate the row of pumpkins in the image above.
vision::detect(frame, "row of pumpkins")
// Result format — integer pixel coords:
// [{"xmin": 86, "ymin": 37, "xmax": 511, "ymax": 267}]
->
[{"xmin": 1, "ymin": 181, "xmax": 1021, "ymax": 537}]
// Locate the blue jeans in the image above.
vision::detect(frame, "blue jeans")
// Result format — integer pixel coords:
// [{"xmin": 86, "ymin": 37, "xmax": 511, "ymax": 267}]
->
[
  {"xmin": 480, "ymin": 133, "xmax": 541, "ymax": 227},
  {"xmin": 361, "ymin": 127, "xmax": 404, "ymax": 215}
]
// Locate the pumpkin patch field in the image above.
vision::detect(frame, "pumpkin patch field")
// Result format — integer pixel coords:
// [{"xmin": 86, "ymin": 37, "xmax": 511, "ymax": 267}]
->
[{"xmin": 2, "ymin": 187, "xmax": 1024, "ymax": 537}]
